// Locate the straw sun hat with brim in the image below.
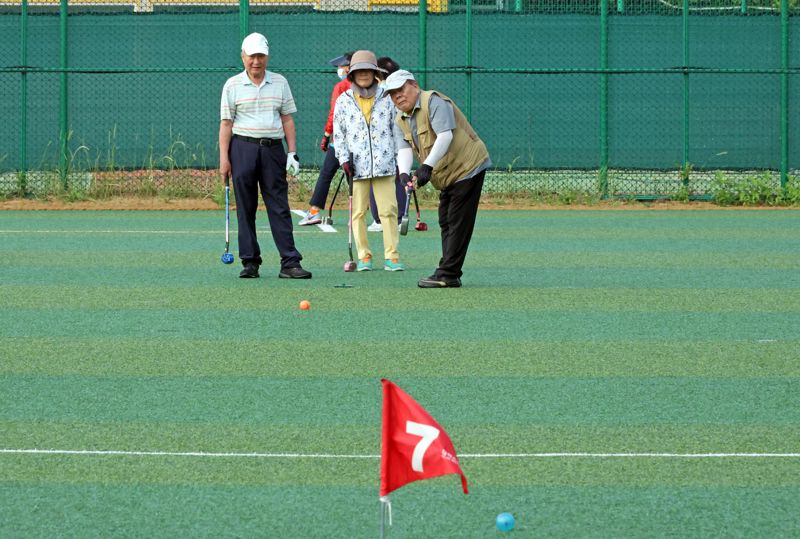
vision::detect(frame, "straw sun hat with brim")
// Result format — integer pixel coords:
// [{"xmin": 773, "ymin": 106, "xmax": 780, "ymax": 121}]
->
[{"xmin": 347, "ymin": 50, "xmax": 388, "ymax": 80}]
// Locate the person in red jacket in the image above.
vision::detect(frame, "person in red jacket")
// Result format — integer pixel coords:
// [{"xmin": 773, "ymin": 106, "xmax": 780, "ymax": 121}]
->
[{"xmin": 298, "ymin": 52, "xmax": 353, "ymax": 225}]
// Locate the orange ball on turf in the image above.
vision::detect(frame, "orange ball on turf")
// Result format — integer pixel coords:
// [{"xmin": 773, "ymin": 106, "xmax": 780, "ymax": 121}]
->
[{"xmin": 299, "ymin": 300, "xmax": 311, "ymax": 310}]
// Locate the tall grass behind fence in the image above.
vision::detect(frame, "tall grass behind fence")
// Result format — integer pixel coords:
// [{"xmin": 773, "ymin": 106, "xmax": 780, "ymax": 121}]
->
[{"xmin": 0, "ymin": 0, "xmax": 797, "ymax": 200}]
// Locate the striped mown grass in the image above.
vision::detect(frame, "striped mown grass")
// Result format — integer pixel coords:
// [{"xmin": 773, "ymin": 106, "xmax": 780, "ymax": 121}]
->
[{"xmin": 1, "ymin": 209, "xmax": 799, "ymax": 537}]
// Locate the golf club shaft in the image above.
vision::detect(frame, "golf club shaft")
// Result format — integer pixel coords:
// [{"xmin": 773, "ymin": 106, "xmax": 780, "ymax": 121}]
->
[
  {"xmin": 328, "ymin": 171, "xmax": 345, "ymax": 222},
  {"xmin": 224, "ymin": 178, "xmax": 230, "ymax": 252},
  {"xmin": 347, "ymin": 195, "xmax": 354, "ymax": 262},
  {"xmin": 347, "ymin": 153, "xmax": 355, "ymax": 262}
]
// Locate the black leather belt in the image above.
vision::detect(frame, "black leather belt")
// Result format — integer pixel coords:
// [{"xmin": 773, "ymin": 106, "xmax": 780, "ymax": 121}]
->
[{"xmin": 233, "ymin": 134, "xmax": 282, "ymax": 146}]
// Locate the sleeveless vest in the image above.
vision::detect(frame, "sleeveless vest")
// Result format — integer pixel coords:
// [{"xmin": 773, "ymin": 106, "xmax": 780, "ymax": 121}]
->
[{"xmin": 395, "ymin": 90, "xmax": 489, "ymax": 190}]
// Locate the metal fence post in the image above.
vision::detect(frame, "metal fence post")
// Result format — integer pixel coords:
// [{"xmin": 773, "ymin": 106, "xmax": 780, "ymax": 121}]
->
[
  {"xmin": 465, "ymin": 0, "xmax": 472, "ymax": 121},
  {"xmin": 20, "ymin": 0, "xmax": 28, "ymax": 186},
  {"xmin": 240, "ymin": 0, "xmax": 249, "ymax": 41},
  {"xmin": 418, "ymin": 0, "xmax": 426, "ymax": 89},
  {"xmin": 600, "ymin": 0, "xmax": 609, "ymax": 198},
  {"xmin": 681, "ymin": 0, "xmax": 689, "ymax": 187},
  {"xmin": 59, "ymin": 0, "xmax": 68, "ymax": 187},
  {"xmin": 780, "ymin": 0, "xmax": 788, "ymax": 189}
]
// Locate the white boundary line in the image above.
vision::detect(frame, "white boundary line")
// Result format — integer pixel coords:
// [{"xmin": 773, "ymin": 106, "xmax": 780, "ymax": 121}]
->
[
  {"xmin": 464, "ymin": 453, "xmax": 800, "ymax": 458},
  {"xmin": 0, "ymin": 229, "xmax": 320, "ymax": 235},
  {"xmin": 2, "ymin": 449, "xmax": 798, "ymax": 459},
  {"xmin": 0, "ymin": 230, "xmax": 220, "ymax": 235},
  {"xmin": 0, "ymin": 449, "xmax": 374, "ymax": 458}
]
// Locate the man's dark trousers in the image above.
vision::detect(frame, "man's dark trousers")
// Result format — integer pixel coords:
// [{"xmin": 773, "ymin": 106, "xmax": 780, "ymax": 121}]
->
[
  {"xmin": 435, "ymin": 170, "xmax": 485, "ymax": 280},
  {"xmin": 230, "ymin": 136, "xmax": 303, "ymax": 269}
]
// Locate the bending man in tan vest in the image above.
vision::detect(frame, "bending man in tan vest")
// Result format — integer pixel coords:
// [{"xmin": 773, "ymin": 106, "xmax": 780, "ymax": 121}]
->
[{"xmin": 385, "ymin": 70, "xmax": 492, "ymax": 288}]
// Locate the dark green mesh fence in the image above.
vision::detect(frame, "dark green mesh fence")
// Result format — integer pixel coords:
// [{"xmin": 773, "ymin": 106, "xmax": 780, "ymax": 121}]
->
[{"xmin": 0, "ymin": 0, "xmax": 797, "ymax": 199}]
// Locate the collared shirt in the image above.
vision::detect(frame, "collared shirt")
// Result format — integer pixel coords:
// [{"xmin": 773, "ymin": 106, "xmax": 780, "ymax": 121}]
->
[{"xmin": 220, "ymin": 70, "xmax": 297, "ymax": 139}]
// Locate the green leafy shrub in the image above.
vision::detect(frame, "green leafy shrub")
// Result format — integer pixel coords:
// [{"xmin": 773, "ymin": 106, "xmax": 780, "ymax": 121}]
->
[
  {"xmin": 710, "ymin": 172, "xmax": 738, "ymax": 205},
  {"xmin": 784, "ymin": 175, "xmax": 800, "ymax": 206},
  {"xmin": 710, "ymin": 172, "xmax": 784, "ymax": 206}
]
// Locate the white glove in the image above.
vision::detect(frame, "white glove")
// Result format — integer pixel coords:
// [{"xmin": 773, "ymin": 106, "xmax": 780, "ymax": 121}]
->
[{"xmin": 286, "ymin": 152, "xmax": 300, "ymax": 176}]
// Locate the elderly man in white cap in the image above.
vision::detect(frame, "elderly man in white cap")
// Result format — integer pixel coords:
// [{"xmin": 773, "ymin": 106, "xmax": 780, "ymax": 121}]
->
[
  {"xmin": 219, "ymin": 32, "xmax": 311, "ymax": 280},
  {"xmin": 385, "ymin": 69, "xmax": 491, "ymax": 288}
]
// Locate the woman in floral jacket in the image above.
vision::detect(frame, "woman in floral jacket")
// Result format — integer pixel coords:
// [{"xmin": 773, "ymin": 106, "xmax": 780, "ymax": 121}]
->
[{"xmin": 333, "ymin": 50, "xmax": 404, "ymax": 272}]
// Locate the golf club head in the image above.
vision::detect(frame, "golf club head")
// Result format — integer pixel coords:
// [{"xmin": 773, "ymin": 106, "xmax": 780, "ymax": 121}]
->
[
  {"xmin": 323, "ymin": 216, "xmax": 333, "ymax": 225},
  {"xmin": 343, "ymin": 261, "xmax": 357, "ymax": 272},
  {"xmin": 415, "ymin": 222, "xmax": 428, "ymax": 231},
  {"xmin": 221, "ymin": 252, "xmax": 235, "ymax": 264},
  {"xmin": 400, "ymin": 216, "xmax": 409, "ymax": 236}
]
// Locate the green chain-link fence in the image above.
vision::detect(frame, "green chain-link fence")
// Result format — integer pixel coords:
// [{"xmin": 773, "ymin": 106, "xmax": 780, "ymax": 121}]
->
[{"xmin": 0, "ymin": 0, "xmax": 798, "ymax": 200}]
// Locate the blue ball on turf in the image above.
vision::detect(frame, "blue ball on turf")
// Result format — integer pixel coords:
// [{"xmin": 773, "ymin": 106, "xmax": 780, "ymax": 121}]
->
[
  {"xmin": 496, "ymin": 512, "xmax": 515, "ymax": 532},
  {"xmin": 221, "ymin": 252, "xmax": 234, "ymax": 264}
]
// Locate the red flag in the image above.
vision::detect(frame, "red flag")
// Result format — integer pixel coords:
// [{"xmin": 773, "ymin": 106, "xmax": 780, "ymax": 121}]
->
[{"xmin": 380, "ymin": 378, "xmax": 468, "ymax": 496}]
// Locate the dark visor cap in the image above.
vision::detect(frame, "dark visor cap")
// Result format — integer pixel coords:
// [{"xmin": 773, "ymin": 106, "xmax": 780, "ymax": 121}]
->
[{"xmin": 328, "ymin": 55, "xmax": 351, "ymax": 67}]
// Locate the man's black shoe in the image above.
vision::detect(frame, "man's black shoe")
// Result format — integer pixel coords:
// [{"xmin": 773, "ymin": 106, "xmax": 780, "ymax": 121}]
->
[
  {"xmin": 239, "ymin": 263, "xmax": 260, "ymax": 278},
  {"xmin": 279, "ymin": 266, "xmax": 312, "ymax": 279},
  {"xmin": 417, "ymin": 275, "xmax": 461, "ymax": 288}
]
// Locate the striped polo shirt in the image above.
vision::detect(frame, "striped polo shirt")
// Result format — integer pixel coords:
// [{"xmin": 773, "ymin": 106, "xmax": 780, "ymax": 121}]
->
[{"xmin": 220, "ymin": 70, "xmax": 297, "ymax": 139}]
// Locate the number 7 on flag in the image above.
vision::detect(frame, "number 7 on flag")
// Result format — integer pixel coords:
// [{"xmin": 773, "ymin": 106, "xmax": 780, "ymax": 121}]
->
[
  {"xmin": 406, "ymin": 421, "xmax": 440, "ymax": 472},
  {"xmin": 380, "ymin": 378, "xmax": 468, "ymax": 496}
]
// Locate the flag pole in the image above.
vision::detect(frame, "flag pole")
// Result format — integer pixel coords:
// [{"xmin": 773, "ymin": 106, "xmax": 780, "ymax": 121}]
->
[{"xmin": 379, "ymin": 495, "xmax": 391, "ymax": 538}]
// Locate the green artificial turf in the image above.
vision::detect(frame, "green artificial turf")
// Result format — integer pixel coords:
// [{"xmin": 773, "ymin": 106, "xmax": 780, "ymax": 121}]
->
[{"xmin": 1, "ymin": 209, "xmax": 799, "ymax": 537}]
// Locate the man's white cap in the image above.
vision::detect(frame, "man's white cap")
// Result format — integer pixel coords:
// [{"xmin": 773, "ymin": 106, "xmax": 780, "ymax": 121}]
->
[
  {"xmin": 384, "ymin": 69, "xmax": 416, "ymax": 91},
  {"xmin": 242, "ymin": 32, "xmax": 269, "ymax": 56}
]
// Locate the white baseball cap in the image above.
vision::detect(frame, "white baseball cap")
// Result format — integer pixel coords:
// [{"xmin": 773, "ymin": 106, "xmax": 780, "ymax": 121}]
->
[
  {"xmin": 242, "ymin": 32, "xmax": 269, "ymax": 56},
  {"xmin": 384, "ymin": 69, "xmax": 416, "ymax": 91}
]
